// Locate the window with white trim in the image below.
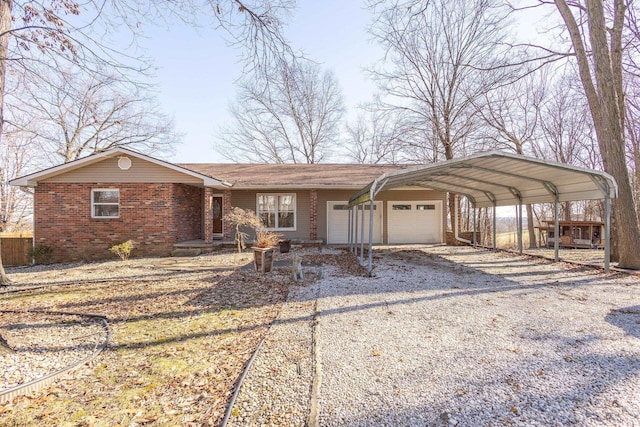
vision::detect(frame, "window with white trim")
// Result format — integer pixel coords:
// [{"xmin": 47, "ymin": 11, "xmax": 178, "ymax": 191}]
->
[
  {"xmin": 257, "ymin": 193, "xmax": 295, "ymax": 230},
  {"xmin": 92, "ymin": 189, "xmax": 120, "ymax": 218}
]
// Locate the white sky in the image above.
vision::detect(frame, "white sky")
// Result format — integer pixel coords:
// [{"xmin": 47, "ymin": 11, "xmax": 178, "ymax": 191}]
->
[{"xmin": 138, "ymin": 1, "xmax": 552, "ymax": 164}]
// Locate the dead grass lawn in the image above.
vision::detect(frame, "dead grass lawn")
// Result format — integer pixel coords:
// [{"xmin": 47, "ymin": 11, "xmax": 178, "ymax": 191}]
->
[{"xmin": 0, "ymin": 252, "xmax": 292, "ymax": 426}]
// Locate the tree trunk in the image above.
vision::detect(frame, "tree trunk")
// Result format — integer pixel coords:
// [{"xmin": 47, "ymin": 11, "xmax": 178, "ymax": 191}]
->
[
  {"xmin": 555, "ymin": 0, "xmax": 640, "ymax": 268},
  {"xmin": 0, "ymin": 0, "xmax": 13, "ymax": 285}
]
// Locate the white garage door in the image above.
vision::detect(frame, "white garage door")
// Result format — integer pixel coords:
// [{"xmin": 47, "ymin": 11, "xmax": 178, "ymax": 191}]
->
[
  {"xmin": 387, "ymin": 201, "xmax": 442, "ymax": 244},
  {"xmin": 327, "ymin": 201, "xmax": 383, "ymax": 244}
]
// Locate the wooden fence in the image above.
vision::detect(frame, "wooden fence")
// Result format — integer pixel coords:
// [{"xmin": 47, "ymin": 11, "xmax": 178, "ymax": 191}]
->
[{"xmin": 1, "ymin": 237, "xmax": 33, "ymax": 266}]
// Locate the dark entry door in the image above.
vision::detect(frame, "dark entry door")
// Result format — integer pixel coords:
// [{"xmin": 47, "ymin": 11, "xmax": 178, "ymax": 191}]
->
[{"xmin": 212, "ymin": 196, "xmax": 223, "ymax": 234}]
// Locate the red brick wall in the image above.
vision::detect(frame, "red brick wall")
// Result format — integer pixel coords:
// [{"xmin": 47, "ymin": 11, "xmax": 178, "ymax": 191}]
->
[
  {"xmin": 172, "ymin": 184, "xmax": 203, "ymax": 243},
  {"xmin": 34, "ymin": 183, "xmax": 202, "ymax": 262},
  {"xmin": 309, "ymin": 189, "xmax": 318, "ymax": 240},
  {"xmin": 223, "ymin": 189, "xmax": 233, "ymax": 240}
]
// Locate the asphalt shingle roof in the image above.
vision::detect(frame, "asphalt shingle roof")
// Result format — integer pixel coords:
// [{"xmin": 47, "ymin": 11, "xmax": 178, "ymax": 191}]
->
[{"xmin": 178, "ymin": 163, "xmax": 409, "ymax": 188}]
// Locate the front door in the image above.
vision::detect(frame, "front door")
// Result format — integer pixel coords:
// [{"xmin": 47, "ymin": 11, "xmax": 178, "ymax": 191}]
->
[{"xmin": 212, "ymin": 196, "xmax": 223, "ymax": 235}]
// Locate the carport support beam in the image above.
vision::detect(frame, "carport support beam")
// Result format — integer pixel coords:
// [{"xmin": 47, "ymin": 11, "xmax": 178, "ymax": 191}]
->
[
  {"xmin": 353, "ymin": 206, "xmax": 358, "ymax": 255},
  {"xmin": 604, "ymin": 194, "xmax": 611, "ymax": 272},
  {"xmin": 554, "ymin": 196, "xmax": 560, "ymax": 262},
  {"xmin": 517, "ymin": 202, "xmax": 523, "ymax": 254},
  {"xmin": 492, "ymin": 203, "xmax": 497, "ymax": 250},
  {"xmin": 348, "ymin": 207, "xmax": 352, "ymax": 251},
  {"xmin": 368, "ymin": 199, "xmax": 375, "ymax": 275},
  {"xmin": 360, "ymin": 204, "xmax": 365, "ymax": 262},
  {"xmin": 473, "ymin": 205, "xmax": 477, "ymax": 248}
]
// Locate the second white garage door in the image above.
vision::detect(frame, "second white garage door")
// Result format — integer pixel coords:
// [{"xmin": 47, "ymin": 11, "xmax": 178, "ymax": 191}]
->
[{"xmin": 387, "ymin": 200, "xmax": 443, "ymax": 244}]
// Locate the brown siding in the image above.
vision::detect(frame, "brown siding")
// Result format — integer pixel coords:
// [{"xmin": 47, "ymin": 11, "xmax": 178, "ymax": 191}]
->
[
  {"xmin": 43, "ymin": 157, "xmax": 202, "ymax": 184},
  {"xmin": 34, "ymin": 182, "xmax": 202, "ymax": 262},
  {"xmin": 227, "ymin": 190, "xmax": 311, "ymax": 241}
]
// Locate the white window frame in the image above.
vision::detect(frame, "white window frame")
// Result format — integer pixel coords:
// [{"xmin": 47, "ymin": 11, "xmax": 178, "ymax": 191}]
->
[
  {"xmin": 91, "ymin": 189, "xmax": 120, "ymax": 219},
  {"xmin": 256, "ymin": 193, "xmax": 296, "ymax": 231}
]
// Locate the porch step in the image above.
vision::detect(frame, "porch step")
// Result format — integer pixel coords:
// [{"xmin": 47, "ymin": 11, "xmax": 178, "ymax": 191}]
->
[{"xmin": 172, "ymin": 240, "xmax": 231, "ymax": 256}]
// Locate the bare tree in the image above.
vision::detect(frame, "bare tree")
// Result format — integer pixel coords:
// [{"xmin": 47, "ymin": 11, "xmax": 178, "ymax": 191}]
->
[
  {"xmin": 626, "ymin": 87, "xmax": 640, "ymax": 221},
  {"xmin": 368, "ymin": 0, "xmax": 514, "ymax": 226},
  {"xmin": 218, "ymin": 60, "xmax": 344, "ymax": 163},
  {"xmin": 476, "ymin": 72, "xmax": 548, "ymax": 248},
  {"xmin": 550, "ymin": 0, "xmax": 640, "ymax": 268},
  {"xmin": 0, "ymin": 0, "xmax": 296, "ymax": 284},
  {"xmin": 345, "ymin": 109, "xmax": 413, "ymax": 164},
  {"xmin": 0, "ymin": 130, "xmax": 32, "ymax": 232},
  {"xmin": 15, "ymin": 68, "xmax": 179, "ymax": 163}
]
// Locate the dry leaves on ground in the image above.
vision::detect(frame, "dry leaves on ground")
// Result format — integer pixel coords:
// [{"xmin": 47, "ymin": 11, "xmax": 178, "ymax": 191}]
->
[
  {"xmin": 0, "ymin": 252, "xmax": 291, "ymax": 426},
  {"xmin": 0, "ymin": 248, "xmax": 360, "ymax": 427}
]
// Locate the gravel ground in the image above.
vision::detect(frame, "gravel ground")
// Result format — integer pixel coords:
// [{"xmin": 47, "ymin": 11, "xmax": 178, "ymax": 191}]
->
[
  {"xmin": 3, "ymin": 246, "xmax": 638, "ymax": 426},
  {"xmin": 225, "ymin": 284, "xmax": 318, "ymax": 426},
  {"xmin": 314, "ymin": 246, "xmax": 640, "ymax": 426},
  {"xmin": 0, "ymin": 312, "xmax": 106, "ymax": 391}
]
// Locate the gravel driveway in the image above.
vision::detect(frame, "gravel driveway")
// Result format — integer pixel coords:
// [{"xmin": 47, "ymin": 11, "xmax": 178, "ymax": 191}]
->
[
  {"xmin": 231, "ymin": 245, "xmax": 640, "ymax": 426},
  {"xmin": 316, "ymin": 246, "xmax": 640, "ymax": 426}
]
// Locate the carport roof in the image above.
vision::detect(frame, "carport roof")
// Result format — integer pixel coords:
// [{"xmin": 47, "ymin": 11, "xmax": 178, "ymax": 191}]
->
[{"xmin": 349, "ymin": 151, "xmax": 618, "ymax": 208}]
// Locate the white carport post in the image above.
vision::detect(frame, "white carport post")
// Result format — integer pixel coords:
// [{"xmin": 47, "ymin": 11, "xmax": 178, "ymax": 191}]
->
[
  {"xmin": 348, "ymin": 207, "xmax": 352, "ymax": 250},
  {"xmin": 472, "ymin": 205, "xmax": 477, "ymax": 248},
  {"xmin": 512, "ymin": 191, "xmax": 523, "ymax": 254},
  {"xmin": 589, "ymin": 176, "xmax": 612, "ymax": 272},
  {"xmin": 492, "ymin": 203, "xmax": 497, "ymax": 250},
  {"xmin": 604, "ymin": 193, "xmax": 611, "ymax": 272},
  {"xmin": 360, "ymin": 203, "xmax": 366, "ymax": 262},
  {"xmin": 367, "ymin": 198, "xmax": 375, "ymax": 273},
  {"xmin": 353, "ymin": 205, "xmax": 358, "ymax": 254},
  {"xmin": 554, "ymin": 195, "xmax": 560, "ymax": 262},
  {"xmin": 517, "ymin": 203, "xmax": 523, "ymax": 254}
]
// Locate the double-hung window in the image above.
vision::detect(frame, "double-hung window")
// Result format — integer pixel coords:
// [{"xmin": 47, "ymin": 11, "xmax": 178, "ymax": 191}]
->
[
  {"xmin": 92, "ymin": 189, "xmax": 120, "ymax": 218},
  {"xmin": 257, "ymin": 193, "xmax": 295, "ymax": 230}
]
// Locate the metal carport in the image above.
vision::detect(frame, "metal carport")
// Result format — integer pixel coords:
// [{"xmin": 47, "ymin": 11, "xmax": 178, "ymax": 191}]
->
[{"xmin": 348, "ymin": 151, "xmax": 618, "ymax": 274}]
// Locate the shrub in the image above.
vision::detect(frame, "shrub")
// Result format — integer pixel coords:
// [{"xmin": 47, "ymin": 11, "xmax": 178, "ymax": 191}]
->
[
  {"xmin": 223, "ymin": 207, "xmax": 263, "ymax": 253},
  {"xmin": 28, "ymin": 244, "xmax": 54, "ymax": 265},
  {"xmin": 109, "ymin": 240, "xmax": 134, "ymax": 261},
  {"xmin": 255, "ymin": 229, "xmax": 281, "ymax": 248}
]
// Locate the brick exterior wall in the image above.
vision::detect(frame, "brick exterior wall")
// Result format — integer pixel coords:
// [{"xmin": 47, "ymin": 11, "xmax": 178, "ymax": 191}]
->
[
  {"xmin": 223, "ymin": 189, "xmax": 233, "ymax": 240},
  {"xmin": 34, "ymin": 182, "xmax": 202, "ymax": 262},
  {"xmin": 203, "ymin": 187, "xmax": 214, "ymax": 243},
  {"xmin": 309, "ymin": 189, "xmax": 318, "ymax": 240},
  {"xmin": 172, "ymin": 184, "xmax": 204, "ymax": 243}
]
